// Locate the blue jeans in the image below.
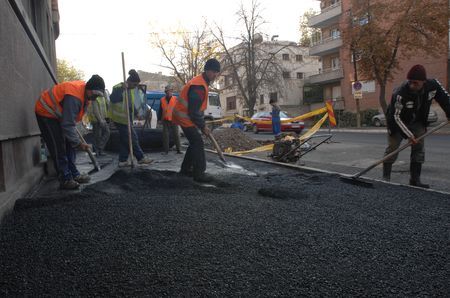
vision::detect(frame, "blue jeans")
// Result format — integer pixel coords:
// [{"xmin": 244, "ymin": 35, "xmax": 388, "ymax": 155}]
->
[
  {"xmin": 115, "ymin": 123, "xmax": 144, "ymax": 162},
  {"xmin": 36, "ymin": 115, "xmax": 80, "ymax": 182},
  {"xmin": 272, "ymin": 117, "xmax": 281, "ymax": 135}
]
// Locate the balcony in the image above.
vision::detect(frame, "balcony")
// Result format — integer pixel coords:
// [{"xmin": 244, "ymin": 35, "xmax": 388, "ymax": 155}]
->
[
  {"xmin": 308, "ymin": 68, "xmax": 343, "ymax": 84},
  {"xmin": 308, "ymin": 2, "xmax": 342, "ymax": 28},
  {"xmin": 309, "ymin": 36, "xmax": 342, "ymax": 56}
]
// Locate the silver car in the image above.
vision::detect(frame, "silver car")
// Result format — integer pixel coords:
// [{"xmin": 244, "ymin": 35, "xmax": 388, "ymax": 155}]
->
[{"xmin": 372, "ymin": 110, "xmax": 438, "ymax": 127}]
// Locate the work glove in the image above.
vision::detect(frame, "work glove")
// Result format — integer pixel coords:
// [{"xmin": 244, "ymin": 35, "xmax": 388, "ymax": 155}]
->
[
  {"xmin": 78, "ymin": 143, "xmax": 91, "ymax": 152},
  {"xmin": 201, "ymin": 126, "xmax": 211, "ymax": 136}
]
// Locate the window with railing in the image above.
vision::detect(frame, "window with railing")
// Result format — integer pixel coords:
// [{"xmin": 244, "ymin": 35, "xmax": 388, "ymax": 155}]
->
[{"xmin": 226, "ymin": 96, "xmax": 237, "ymax": 111}]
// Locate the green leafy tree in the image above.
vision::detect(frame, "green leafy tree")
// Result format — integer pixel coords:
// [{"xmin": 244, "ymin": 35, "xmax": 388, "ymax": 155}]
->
[
  {"xmin": 56, "ymin": 59, "xmax": 84, "ymax": 82},
  {"xmin": 299, "ymin": 9, "xmax": 321, "ymax": 47}
]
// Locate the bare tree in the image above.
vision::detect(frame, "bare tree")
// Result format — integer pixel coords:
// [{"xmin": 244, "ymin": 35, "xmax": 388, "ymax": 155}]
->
[
  {"xmin": 342, "ymin": 0, "xmax": 449, "ymax": 115},
  {"xmin": 151, "ymin": 22, "xmax": 220, "ymax": 85},
  {"xmin": 299, "ymin": 9, "xmax": 321, "ymax": 47},
  {"xmin": 212, "ymin": 0, "xmax": 288, "ymax": 115}
]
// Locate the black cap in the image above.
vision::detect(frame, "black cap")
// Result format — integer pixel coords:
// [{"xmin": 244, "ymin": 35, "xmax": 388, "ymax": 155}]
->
[
  {"xmin": 85, "ymin": 74, "xmax": 105, "ymax": 92},
  {"xmin": 127, "ymin": 69, "xmax": 141, "ymax": 83},
  {"xmin": 204, "ymin": 58, "xmax": 221, "ymax": 72}
]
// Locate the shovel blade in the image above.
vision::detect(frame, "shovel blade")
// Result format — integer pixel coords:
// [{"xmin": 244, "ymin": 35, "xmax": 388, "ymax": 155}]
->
[{"xmin": 339, "ymin": 175, "xmax": 374, "ymax": 188}]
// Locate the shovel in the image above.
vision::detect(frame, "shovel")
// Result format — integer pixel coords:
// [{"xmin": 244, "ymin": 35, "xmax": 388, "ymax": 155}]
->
[
  {"xmin": 206, "ymin": 133, "xmax": 245, "ymax": 170},
  {"xmin": 76, "ymin": 128, "xmax": 101, "ymax": 173},
  {"xmin": 340, "ymin": 121, "xmax": 448, "ymax": 187}
]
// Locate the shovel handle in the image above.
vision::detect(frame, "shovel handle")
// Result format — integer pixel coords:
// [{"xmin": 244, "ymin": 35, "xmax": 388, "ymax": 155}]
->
[
  {"xmin": 354, "ymin": 121, "xmax": 448, "ymax": 178},
  {"xmin": 207, "ymin": 134, "xmax": 226, "ymax": 163},
  {"xmin": 76, "ymin": 128, "xmax": 101, "ymax": 171}
]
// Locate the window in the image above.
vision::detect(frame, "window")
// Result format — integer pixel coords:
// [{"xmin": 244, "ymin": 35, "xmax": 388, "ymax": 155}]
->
[
  {"xmin": 296, "ymin": 55, "xmax": 303, "ymax": 62},
  {"xmin": 270, "ymin": 92, "xmax": 278, "ymax": 102},
  {"xmin": 331, "ymin": 28, "xmax": 340, "ymax": 39},
  {"xmin": 296, "ymin": 72, "xmax": 304, "ymax": 79},
  {"xmin": 226, "ymin": 96, "xmax": 236, "ymax": 111},
  {"xmin": 282, "ymin": 72, "xmax": 290, "ymax": 79},
  {"xmin": 224, "ymin": 75, "xmax": 233, "ymax": 87},
  {"xmin": 282, "ymin": 54, "xmax": 290, "ymax": 61},
  {"xmin": 260, "ymin": 94, "xmax": 264, "ymax": 104},
  {"xmin": 331, "ymin": 57, "xmax": 340, "ymax": 70}
]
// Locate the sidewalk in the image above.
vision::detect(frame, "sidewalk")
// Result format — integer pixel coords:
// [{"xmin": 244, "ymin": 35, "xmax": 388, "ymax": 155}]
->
[{"xmin": 317, "ymin": 121, "xmax": 450, "ymax": 135}]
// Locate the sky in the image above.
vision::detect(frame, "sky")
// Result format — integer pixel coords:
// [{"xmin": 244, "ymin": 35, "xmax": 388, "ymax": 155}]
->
[{"xmin": 56, "ymin": 0, "xmax": 319, "ymax": 90}]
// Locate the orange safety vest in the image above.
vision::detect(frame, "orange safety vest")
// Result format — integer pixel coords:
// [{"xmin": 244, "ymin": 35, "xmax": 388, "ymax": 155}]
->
[
  {"xmin": 160, "ymin": 95, "xmax": 178, "ymax": 121},
  {"xmin": 35, "ymin": 81, "xmax": 87, "ymax": 122},
  {"xmin": 172, "ymin": 74, "xmax": 209, "ymax": 127}
]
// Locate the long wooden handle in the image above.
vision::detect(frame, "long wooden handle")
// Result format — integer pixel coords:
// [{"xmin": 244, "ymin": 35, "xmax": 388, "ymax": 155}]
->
[
  {"xmin": 354, "ymin": 121, "xmax": 448, "ymax": 178},
  {"xmin": 121, "ymin": 52, "xmax": 134, "ymax": 168},
  {"xmin": 207, "ymin": 134, "xmax": 226, "ymax": 163},
  {"xmin": 75, "ymin": 127, "xmax": 100, "ymax": 171}
]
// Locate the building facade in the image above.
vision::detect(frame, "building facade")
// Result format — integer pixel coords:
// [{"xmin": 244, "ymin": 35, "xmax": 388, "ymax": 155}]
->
[
  {"xmin": 0, "ymin": 0, "xmax": 60, "ymax": 219},
  {"xmin": 219, "ymin": 40, "xmax": 320, "ymax": 117},
  {"xmin": 306, "ymin": 0, "xmax": 449, "ymax": 115}
]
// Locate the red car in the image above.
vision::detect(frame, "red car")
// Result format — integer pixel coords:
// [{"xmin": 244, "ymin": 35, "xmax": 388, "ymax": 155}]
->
[{"xmin": 250, "ymin": 111, "xmax": 305, "ymax": 134}]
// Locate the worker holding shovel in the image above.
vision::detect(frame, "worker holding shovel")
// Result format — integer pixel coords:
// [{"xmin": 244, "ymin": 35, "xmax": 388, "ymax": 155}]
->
[
  {"xmin": 35, "ymin": 75, "xmax": 105, "ymax": 189},
  {"xmin": 383, "ymin": 65, "xmax": 450, "ymax": 188},
  {"xmin": 172, "ymin": 58, "xmax": 221, "ymax": 183}
]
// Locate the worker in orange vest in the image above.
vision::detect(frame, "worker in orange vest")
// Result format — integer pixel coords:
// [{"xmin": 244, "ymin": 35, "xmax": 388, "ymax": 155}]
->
[
  {"xmin": 158, "ymin": 85, "xmax": 181, "ymax": 154},
  {"xmin": 172, "ymin": 58, "xmax": 221, "ymax": 183},
  {"xmin": 35, "ymin": 75, "xmax": 105, "ymax": 190}
]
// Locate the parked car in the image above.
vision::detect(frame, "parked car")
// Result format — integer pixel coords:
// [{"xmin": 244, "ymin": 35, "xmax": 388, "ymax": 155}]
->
[
  {"xmin": 371, "ymin": 110, "xmax": 438, "ymax": 127},
  {"xmin": 250, "ymin": 111, "xmax": 305, "ymax": 134}
]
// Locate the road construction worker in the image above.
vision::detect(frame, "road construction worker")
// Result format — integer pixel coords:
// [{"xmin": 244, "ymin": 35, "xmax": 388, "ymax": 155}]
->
[
  {"xmin": 270, "ymin": 98, "xmax": 281, "ymax": 135},
  {"xmin": 158, "ymin": 85, "xmax": 181, "ymax": 154},
  {"xmin": 172, "ymin": 58, "xmax": 221, "ymax": 183},
  {"xmin": 383, "ymin": 64, "xmax": 450, "ymax": 188},
  {"xmin": 87, "ymin": 91, "xmax": 110, "ymax": 156},
  {"xmin": 35, "ymin": 75, "xmax": 105, "ymax": 189},
  {"xmin": 110, "ymin": 69, "xmax": 152, "ymax": 167}
]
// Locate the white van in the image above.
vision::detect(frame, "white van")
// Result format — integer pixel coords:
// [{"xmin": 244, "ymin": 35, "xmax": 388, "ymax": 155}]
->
[{"xmin": 204, "ymin": 92, "xmax": 223, "ymax": 121}]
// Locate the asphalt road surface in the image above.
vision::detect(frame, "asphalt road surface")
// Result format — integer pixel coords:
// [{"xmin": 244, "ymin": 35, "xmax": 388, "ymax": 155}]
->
[
  {"xmin": 246, "ymin": 130, "xmax": 450, "ymax": 193},
  {"xmin": 1, "ymin": 154, "xmax": 450, "ymax": 296}
]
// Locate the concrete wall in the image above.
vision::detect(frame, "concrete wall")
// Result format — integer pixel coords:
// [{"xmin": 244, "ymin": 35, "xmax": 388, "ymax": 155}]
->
[{"xmin": 0, "ymin": 0, "xmax": 58, "ymax": 220}]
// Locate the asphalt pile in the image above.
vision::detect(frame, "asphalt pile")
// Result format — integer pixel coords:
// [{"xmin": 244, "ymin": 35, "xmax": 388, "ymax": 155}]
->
[
  {"xmin": 1, "ymin": 157, "xmax": 450, "ymax": 296},
  {"xmin": 211, "ymin": 128, "xmax": 260, "ymax": 151}
]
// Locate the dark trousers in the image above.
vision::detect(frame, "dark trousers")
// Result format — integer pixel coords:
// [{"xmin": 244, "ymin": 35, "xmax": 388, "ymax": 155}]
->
[
  {"xmin": 384, "ymin": 122, "xmax": 426, "ymax": 164},
  {"xmin": 162, "ymin": 120, "xmax": 181, "ymax": 153},
  {"xmin": 92, "ymin": 122, "xmax": 110, "ymax": 153},
  {"xmin": 180, "ymin": 126, "xmax": 205, "ymax": 177},
  {"xmin": 36, "ymin": 114, "xmax": 80, "ymax": 182},
  {"xmin": 272, "ymin": 117, "xmax": 281, "ymax": 135},
  {"xmin": 115, "ymin": 123, "xmax": 144, "ymax": 162}
]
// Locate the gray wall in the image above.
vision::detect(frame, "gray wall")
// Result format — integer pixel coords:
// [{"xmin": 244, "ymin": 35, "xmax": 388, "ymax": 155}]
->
[{"xmin": 0, "ymin": 0, "xmax": 58, "ymax": 220}]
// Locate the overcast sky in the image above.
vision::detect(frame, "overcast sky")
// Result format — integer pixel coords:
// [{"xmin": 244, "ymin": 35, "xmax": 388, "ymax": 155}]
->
[{"xmin": 56, "ymin": 0, "xmax": 319, "ymax": 90}]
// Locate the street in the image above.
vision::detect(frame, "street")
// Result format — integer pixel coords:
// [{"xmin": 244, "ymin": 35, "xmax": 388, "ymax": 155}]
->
[{"xmin": 244, "ymin": 129, "xmax": 450, "ymax": 193}]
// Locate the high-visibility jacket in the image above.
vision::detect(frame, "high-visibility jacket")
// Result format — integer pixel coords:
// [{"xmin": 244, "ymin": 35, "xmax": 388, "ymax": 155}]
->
[
  {"xmin": 160, "ymin": 95, "xmax": 177, "ymax": 121},
  {"xmin": 172, "ymin": 75, "xmax": 209, "ymax": 127},
  {"xmin": 87, "ymin": 96, "xmax": 108, "ymax": 123},
  {"xmin": 110, "ymin": 84, "xmax": 142, "ymax": 125},
  {"xmin": 34, "ymin": 81, "xmax": 87, "ymax": 122}
]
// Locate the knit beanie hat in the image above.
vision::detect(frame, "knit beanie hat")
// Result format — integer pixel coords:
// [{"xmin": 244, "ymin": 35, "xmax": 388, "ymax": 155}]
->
[
  {"xmin": 85, "ymin": 74, "xmax": 105, "ymax": 92},
  {"xmin": 127, "ymin": 69, "xmax": 141, "ymax": 83},
  {"xmin": 407, "ymin": 65, "xmax": 427, "ymax": 81},
  {"xmin": 204, "ymin": 58, "xmax": 221, "ymax": 72}
]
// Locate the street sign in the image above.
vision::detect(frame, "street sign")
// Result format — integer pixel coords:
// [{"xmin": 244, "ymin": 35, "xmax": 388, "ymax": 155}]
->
[
  {"xmin": 353, "ymin": 81, "xmax": 362, "ymax": 91},
  {"xmin": 354, "ymin": 90, "xmax": 363, "ymax": 100}
]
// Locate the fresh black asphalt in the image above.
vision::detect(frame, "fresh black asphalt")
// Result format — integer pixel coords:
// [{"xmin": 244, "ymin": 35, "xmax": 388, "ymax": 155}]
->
[{"xmin": 1, "ymin": 156, "xmax": 449, "ymax": 296}]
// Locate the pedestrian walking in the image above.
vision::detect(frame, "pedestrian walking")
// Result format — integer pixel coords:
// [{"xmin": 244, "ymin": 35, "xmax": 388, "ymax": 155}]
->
[{"xmin": 270, "ymin": 98, "xmax": 281, "ymax": 135}]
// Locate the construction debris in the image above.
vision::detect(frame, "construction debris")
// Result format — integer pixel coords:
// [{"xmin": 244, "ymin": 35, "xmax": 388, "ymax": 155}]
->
[{"xmin": 210, "ymin": 128, "xmax": 260, "ymax": 152}]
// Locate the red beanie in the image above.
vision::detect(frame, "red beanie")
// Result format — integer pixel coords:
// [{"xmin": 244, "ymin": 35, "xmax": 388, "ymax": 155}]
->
[{"xmin": 407, "ymin": 65, "xmax": 427, "ymax": 81}]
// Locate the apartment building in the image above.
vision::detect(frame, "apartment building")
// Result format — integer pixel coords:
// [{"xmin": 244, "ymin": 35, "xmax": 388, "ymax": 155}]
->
[
  {"xmin": 306, "ymin": 0, "xmax": 448, "ymax": 114},
  {"xmin": 219, "ymin": 40, "xmax": 320, "ymax": 117}
]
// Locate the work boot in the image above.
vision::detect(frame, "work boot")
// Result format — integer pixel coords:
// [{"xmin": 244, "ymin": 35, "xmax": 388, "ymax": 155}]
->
[
  {"xmin": 382, "ymin": 163, "xmax": 392, "ymax": 181},
  {"xmin": 176, "ymin": 150, "xmax": 183, "ymax": 154},
  {"xmin": 138, "ymin": 156, "xmax": 153, "ymax": 165},
  {"xmin": 60, "ymin": 179, "xmax": 80, "ymax": 190},
  {"xmin": 194, "ymin": 173, "xmax": 215, "ymax": 183},
  {"xmin": 179, "ymin": 168, "xmax": 193, "ymax": 177},
  {"xmin": 409, "ymin": 162, "xmax": 429, "ymax": 188},
  {"xmin": 74, "ymin": 173, "xmax": 91, "ymax": 184},
  {"xmin": 118, "ymin": 161, "xmax": 130, "ymax": 167}
]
